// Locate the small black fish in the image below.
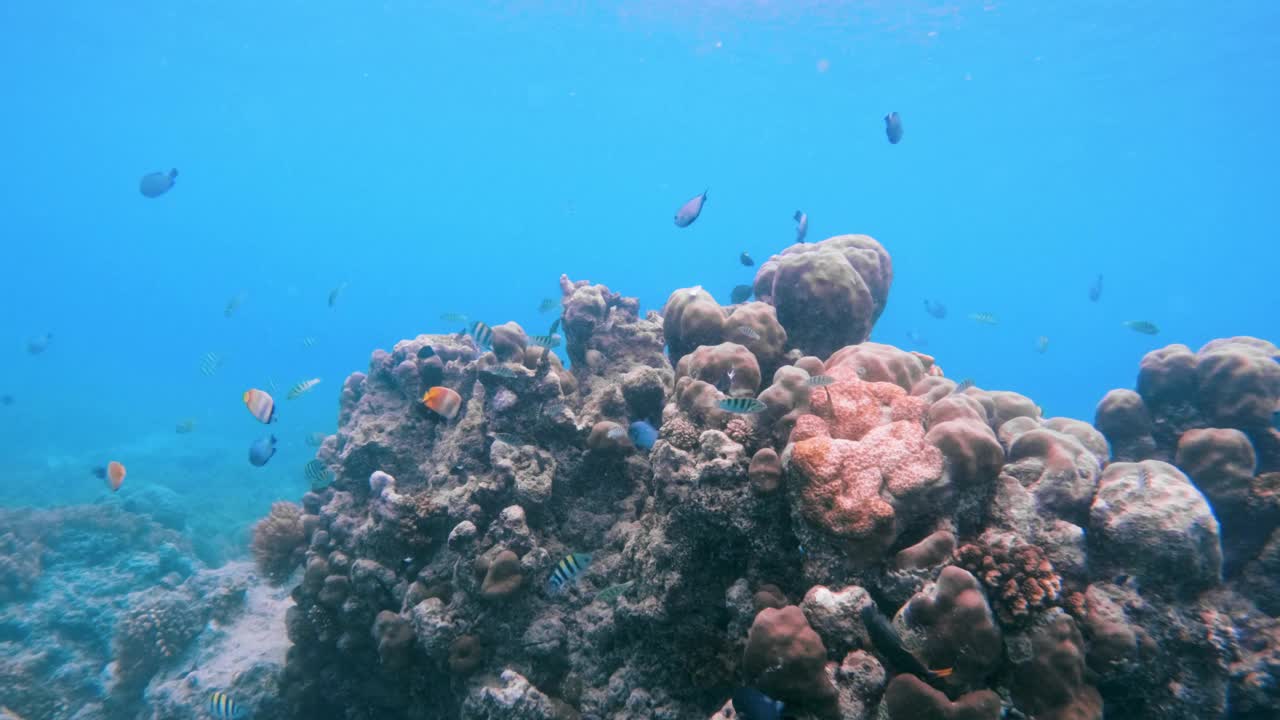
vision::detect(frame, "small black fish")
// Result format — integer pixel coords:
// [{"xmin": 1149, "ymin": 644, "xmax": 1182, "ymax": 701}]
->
[
  {"xmin": 794, "ymin": 210, "xmax": 808, "ymax": 243},
  {"xmin": 730, "ymin": 284, "xmax": 753, "ymax": 304},
  {"xmin": 1271, "ymin": 408, "xmax": 1278, "ymax": 431},
  {"xmin": 417, "ymin": 345, "xmax": 437, "ymax": 360},
  {"xmin": 885, "ymin": 112, "xmax": 904, "ymax": 144},
  {"xmin": 859, "ymin": 603, "xmax": 951, "ymax": 680},
  {"xmin": 90, "ymin": 466, "xmax": 107, "ymax": 480},
  {"xmin": 139, "ymin": 168, "xmax": 178, "ymax": 198},
  {"xmin": 1089, "ymin": 274, "xmax": 1103, "ymax": 302},
  {"xmin": 923, "ymin": 299, "xmax": 947, "ymax": 319},
  {"xmin": 740, "ymin": 251, "xmax": 754, "ymax": 266}
]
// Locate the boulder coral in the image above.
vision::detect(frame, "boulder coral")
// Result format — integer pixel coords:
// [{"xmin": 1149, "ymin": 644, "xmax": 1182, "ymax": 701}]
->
[
  {"xmin": 742, "ymin": 605, "xmax": 840, "ymax": 719},
  {"xmin": 250, "ymin": 501, "xmax": 308, "ymax": 583}
]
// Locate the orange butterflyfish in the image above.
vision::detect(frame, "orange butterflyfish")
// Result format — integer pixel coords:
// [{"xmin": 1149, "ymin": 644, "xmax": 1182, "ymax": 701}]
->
[
  {"xmin": 422, "ymin": 386, "xmax": 462, "ymax": 420},
  {"xmin": 106, "ymin": 461, "xmax": 126, "ymax": 491},
  {"xmin": 243, "ymin": 388, "xmax": 277, "ymax": 423}
]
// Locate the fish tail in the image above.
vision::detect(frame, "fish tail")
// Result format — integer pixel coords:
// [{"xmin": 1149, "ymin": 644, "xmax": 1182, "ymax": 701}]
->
[{"xmin": 169, "ymin": 168, "xmax": 179, "ymax": 179}]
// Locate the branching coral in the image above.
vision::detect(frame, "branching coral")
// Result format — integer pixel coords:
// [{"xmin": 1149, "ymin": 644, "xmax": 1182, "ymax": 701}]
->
[
  {"xmin": 250, "ymin": 501, "xmax": 308, "ymax": 583},
  {"xmin": 955, "ymin": 541, "xmax": 1064, "ymax": 627}
]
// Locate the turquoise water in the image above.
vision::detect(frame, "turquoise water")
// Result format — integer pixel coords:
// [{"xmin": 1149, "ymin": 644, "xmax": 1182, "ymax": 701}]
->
[{"xmin": 2, "ymin": 0, "xmax": 1276, "ymax": 520}]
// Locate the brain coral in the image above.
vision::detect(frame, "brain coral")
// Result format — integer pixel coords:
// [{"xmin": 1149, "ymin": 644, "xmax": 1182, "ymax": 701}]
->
[{"xmin": 751, "ymin": 234, "xmax": 893, "ymax": 358}]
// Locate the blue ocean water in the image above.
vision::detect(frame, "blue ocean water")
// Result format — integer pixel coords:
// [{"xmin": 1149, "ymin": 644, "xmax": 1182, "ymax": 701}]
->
[{"xmin": 1, "ymin": 0, "xmax": 1277, "ymax": 524}]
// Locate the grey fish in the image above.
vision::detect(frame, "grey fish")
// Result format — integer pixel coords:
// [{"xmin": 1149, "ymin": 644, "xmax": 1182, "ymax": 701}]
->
[
  {"xmin": 885, "ymin": 112, "xmax": 903, "ymax": 144},
  {"xmin": 139, "ymin": 168, "xmax": 178, "ymax": 198},
  {"xmin": 794, "ymin": 210, "xmax": 808, "ymax": 243},
  {"xmin": 538, "ymin": 298, "xmax": 558, "ymax": 313},
  {"xmin": 923, "ymin": 299, "xmax": 947, "ymax": 319},
  {"xmin": 730, "ymin": 284, "xmax": 753, "ymax": 304},
  {"xmin": 594, "ymin": 580, "xmax": 635, "ymax": 604},
  {"xmin": 719, "ymin": 397, "xmax": 767, "ymax": 414},
  {"xmin": 528, "ymin": 333, "xmax": 561, "ymax": 349},
  {"xmin": 733, "ymin": 325, "xmax": 760, "ymax": 341},
  {"xmin": 740, "ymin": 251, "xmax": 754, "ymax": 266},
  {"xmin": 1089, "ymin": 274, "xmax": 1103, "ymax": 302},
  {"xmin": 1123, "ymin": 320, "xmax": 1160, "ymax": 335},
  {"xmin": 249, "ymin": 435, "xmax": 277, "ymax": 467},
  {"xmin": 674, "ymin": 189, "xmax": 708, "ymax": 228},
  {"xmin": 26, "ymin": 332, "xmax": 52, "ymax": 355}
]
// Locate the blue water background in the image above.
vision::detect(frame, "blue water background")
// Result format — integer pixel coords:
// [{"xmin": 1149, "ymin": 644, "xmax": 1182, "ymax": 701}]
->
[{"xmin": 2, "ymin": 2, "xmax": 1276, "ymax": 534}]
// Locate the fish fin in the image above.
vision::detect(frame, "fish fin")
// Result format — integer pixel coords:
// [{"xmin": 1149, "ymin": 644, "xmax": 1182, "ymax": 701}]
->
[
  {"xmin": 702, "ymin": 187, "xmax": 709, "ymax": 198},
  {"xmin": 929, "ymin": 667, "xmax": 954, "ymax": 678}
]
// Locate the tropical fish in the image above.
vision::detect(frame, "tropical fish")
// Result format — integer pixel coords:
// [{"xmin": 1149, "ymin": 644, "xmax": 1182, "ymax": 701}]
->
[
  {"xmin": 548, "ymin": 317, "xmax": 562, "ymax": 336},
  {"xmin": 224, "ymin": 292, "xmax": 246, "ymax": 318},
  {"xmin": 538, "ymin": 298, "xmax": 558, "ymax": 313},
  {"xmin": 1036, "ymin": 335, "xmax": 1050, "ymax": 353},
  {"xmin": 730, "ymin": 284, "xmax": 753, "ymax": 304},
  {"xmin": 441, "ymin": 312, "xmax": 469, "ymax": 324},
  {"xmin": 302, "ymin": 336, "xmax": 317, "ymax": 348},
  {"xmin": 548, "ymin": 552, "xmax": 593, "ymax": 593},
  {"xmin": 969, "ymin": 312, "xmax": 998, "ymax": 325},
  {"xmin": 732, "ymin": 687, "xmax": 784, "ymax": 720},
  {"xmin": 287, "ymin": 378, "xmax": 321, "ymax": 400},
  {"xmin": 305, "ymin": 431, "xmax": 327, "ymax": 447},
  {"xmin": 417, "ymin": 345, "xmax": 436, "ymax": 360},
  {"xmin": 92, "ymin": 461, "xmax": 126, "ymax": 492},
  {"xmin": 26, "ymin": 332, "xmax": 52, "ymax": 355},
  {"xmin": 328, "ymin": 282, "xmax": 348, "ymax": 308},
  {"xmin": 304, "ymin": 459, "xmax": 333, "ymax": 490},
  {"xmin": 529, "ymin": 334, "xmax": 562, "ymax": 349},
  {"xmin": 806, "ymin": 375, "xmax": 835, "ymax": 387},
  {"xmin": 594, "ymin": 580, "xmax": 636, "ymax": 604},
  {"xmin": 923, "ymin": 299, "xmax": 947, "ymax": 319},
  {"xmin": 1123, "ymin": 320, "xmax": 1160, "ymax": 335},
  {"xmin": 249, "ymin": 435, "xmax": 277, "ymax": 467},
  {"xmin": 423, "ymin": 386, "xmax": 463, "ymax": 419},
  {"xmin": 885, "ymin": 112, "xmax": 904, "ymax": 144},
  {"xmin": 953, "ymin": 378, "xmax": 975, "ymax": 393},
  {"xmin": 468, "ymin": 321, "xmax": 493, "ymax": 349},
  {"xmin": 207, "ymin": 690, "xmax": 248, "ymax": 719},
  {"xmin": 719, "ymin": 397, "xmax": 767, "ymax": 414},
  {"xmin": 1089, "ymin": 274, "xmax": 1103, "ymax": 302},
  {"xmin": 139, "ymin": 168, "xmax": 178, "ymax": 198},
  {"xmin": 740, "ymin": 251, "xmax": 754, "ymax": 266},
  {"xmin": 175, "ymin": 419, "xmax": 196, "ymax": 434},
  {"xmin": 628, "ymin": 421, "xmax": 658, "ymax": 450},
  {"xmin": 859, "ymin": 603, "xmax": 951, "ymax": 681},
  {"xmin": 674, "ymin": 189, "xmax": 708, "ymax": 228},
  {"xmin": 733, "ymin": 326, "xmax": 760, "ymax": 341},
  {"xmin": 794, "ymin": 210, "xmax": 808, "ymax": 243},
  {"xmin": 243, "ymin": 389, "xmax": 277, "ymax": 424},
  {"xmin": 199, "ymin": 352, "xmax": 224, "ymax": 377},
  {"xmin": 485, "ymin": 365, "xmax": 518, "ymax": 378}
]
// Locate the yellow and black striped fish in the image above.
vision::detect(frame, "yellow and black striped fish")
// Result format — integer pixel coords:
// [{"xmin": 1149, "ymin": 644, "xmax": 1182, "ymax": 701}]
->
[
  {"xmin": 548, "ymin": 552, "xmax": 592, "ymax": 593},
  {"xmin": 719, "ymin": 397, "xmax": 767, "ymax": 414},
  {"xmin": 287, "ymin": 378, "xmax": 321, "ymax": 400},
  {"xmin": 468, "ymin": 321, "xmax": 493, "ymax": 349},
  {"xmin": 208, "ymin": 690, "xmax": 246, "ymax": 719}
]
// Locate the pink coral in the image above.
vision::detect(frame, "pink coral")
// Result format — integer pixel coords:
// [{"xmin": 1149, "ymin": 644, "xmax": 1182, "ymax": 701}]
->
[{"xmin": 805, "ymin": 376, "xmax": 927, "ymax": 442}]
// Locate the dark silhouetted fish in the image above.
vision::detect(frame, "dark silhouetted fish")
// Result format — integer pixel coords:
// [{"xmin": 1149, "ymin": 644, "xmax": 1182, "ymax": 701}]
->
[
  {"xmin": 740, "ymin": 251, "xmax": 754, "ymax": 266},
  {"xmin": 732, "ymin": 687, "xmax": 784, "ymax": 720},
  {"xmin": 628, "ymin": 421, "xmax": 658, "ymax": 450},
  {"xmin": 26, "ymin": 333, "xmax": 52, "ymax": 355},
  {"xmin": 859, "ymin": 602, "xmax": 952, "ymax": 680},
  {"xmin": 1273, "ymin": 408, "xmax": 1279, "ymax": 431},
  {"xmin": 731, "ymin": 284, "xmax": 753, "ymax": 304},
  {"xmin": 0, "ymin": 395, "xmax": 12, "ymax": 406},
  {"xmin": 139, "ymin": 169, "xmax": 178, "ymax": 198},
  {"xmin": 328, "ymin": 282, "xmax": 348, "ymax": 308},
  {"xmin": 885, "ymin": 112, "xmax": 904, "ymax": 144},
  {"xmin": 923, "ymin": 299, "xmax": 947, "ymax": 319},
  {"xmin": 674, "ymin": 189, "xmax": 708, "ymax": 227},
  {"xmin": 794, "ymin": 210, "xmax": 808, "ymax": 243},
  {"xmin": 1123, "ymin": 320, "xmax": 1160, "ymax": 335},
  {"xmin": 249, "ymin": 435, "xmax": 277, "ymax": 467},
  {"xmin": 417, "ymin": 345, "xmax": 436, "ymax": 360},
  {"xmin": 1089, "ymin": 274, "xmax": 1103, "ymax": 302}
]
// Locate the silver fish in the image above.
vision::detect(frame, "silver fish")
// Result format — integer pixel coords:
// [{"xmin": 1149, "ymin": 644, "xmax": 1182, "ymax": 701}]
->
[{"xmin": 674, "ymin": 189, "xmax": 708, "ymax": 227}]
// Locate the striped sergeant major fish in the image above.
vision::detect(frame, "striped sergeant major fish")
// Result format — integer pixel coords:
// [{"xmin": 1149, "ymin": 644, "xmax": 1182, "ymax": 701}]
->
[
  {"xmin": 208, "ymin": 690, "xmax": 248, "ymax": 719},
  {"xmin": 548, "ymin": 552, "xmax": 592, "ymax": 594},
  {"xmin": 468, "ymin": 320, "xmax": 493, "ymax": 349}
]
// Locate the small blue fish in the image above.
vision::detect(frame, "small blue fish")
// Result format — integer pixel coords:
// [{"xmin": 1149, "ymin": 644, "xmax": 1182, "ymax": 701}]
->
[
  {"xmin": 885, "ymin": 112, "xmax": 903, "ymax": 144},
  {"xmin": 794, "ymin": 210, "xmax": 808, "ymax": 243},
  {"xmin": 249, "ymin": 435, "xmax": 277, "ymax": 467},
  {"xmin": 732, "ymin": 687, "xmax": 784, "ymax": 720},
  {"xmin": 674, "ymin": 189, "xmax": 708, "ymax": 228},
  {"xmin": 628, "ymin": 421, "xmax": 658, "ymax": 450},
  {"xmin": 139, "ymin": 168, "xmax": 178, "ymax": 198},
  {"xmin": 207, "ymin": 690, "xmax": 248, "ymax": 719},
  {"xmin": 548, "ymin": 552, "xmax": 592, "ymax": 593}
]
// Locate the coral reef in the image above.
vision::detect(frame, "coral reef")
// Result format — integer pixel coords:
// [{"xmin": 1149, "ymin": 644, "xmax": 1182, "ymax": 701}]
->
[{"xmin": 251, "ymin": 501, "xmax": 309, "ymax": 583}]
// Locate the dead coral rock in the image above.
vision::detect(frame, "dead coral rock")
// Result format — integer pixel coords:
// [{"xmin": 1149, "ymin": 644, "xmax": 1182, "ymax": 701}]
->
[
  {"xmin": 372, "ymin": 610, "xmax": 415, "ymax": 668},
  {"xmin": 753, "ymin": 584, "xmax": 789, "ymax": 613},
  {"xmin": 748, "ymin": 447, "xmax": 783, "ymax": 494},
  {"xmin": 884, "ymin": 673, "xmax": 1001, "ymax": 720},
  {"xmin": 448, "ymin": 634, "xmax": 483, "ymax": 674},
  {"xmin": 1012, "ymin": 615, "xmax": 1103, "ymax": 720},
  {"xmin": 800, "ymin": 584, "xmax": 873, "ymax": 656},
  {"xmin": 896, "ymin": 530, "xmax": 957, "ymax": 571},
  {"xmin": 743, "ymin": 605, "xmax": 840, "ymax": 719},
  {"xmin": 250, "ymin": 501, "xmax": 308, "ymax": 584},
  {"xmin": 904, "ymin": 566, "xmax": 1003, "ymax": 684},
  {"xmin": 480, "ymin": 550, "xmax": 524, "ymax": 600}
]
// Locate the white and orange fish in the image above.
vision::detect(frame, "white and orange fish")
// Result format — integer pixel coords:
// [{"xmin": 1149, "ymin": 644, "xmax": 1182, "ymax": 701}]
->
[
  {"xmin": 243, "ymin": 388, "xmax": 277, "ymax": 423},
  {"xmin": 422, "ymin": 386, "xmax": 462, "ymax": 420},
  {"xmin": 92, "ymin": 461, "xmax": 126, "ymax": 492}
]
